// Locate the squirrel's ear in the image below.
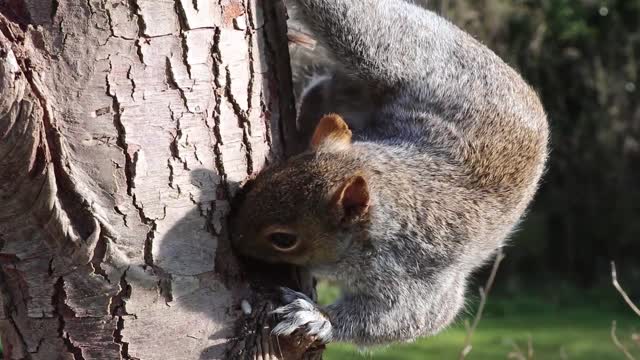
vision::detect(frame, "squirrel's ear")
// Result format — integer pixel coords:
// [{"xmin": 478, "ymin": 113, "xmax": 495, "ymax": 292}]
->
[
  {"xmin": 333, "ymin": 175, "xmax": 370, "ymax": 222},
  {"xmin": 310, "ymin": 113, "xmax": 352, "ymax": 151}
]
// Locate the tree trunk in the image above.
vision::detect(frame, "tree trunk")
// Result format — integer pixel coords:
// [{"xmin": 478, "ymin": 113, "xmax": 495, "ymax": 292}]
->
[{"xmin": 0, "ymin": 1, "xmax": 320, "ymax": 359}]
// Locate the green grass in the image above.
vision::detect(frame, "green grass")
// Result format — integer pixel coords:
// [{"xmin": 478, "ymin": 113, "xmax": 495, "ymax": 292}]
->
[
  {"xmin": 318, "ymin": 282, "xmax": 640, "ymax": 360},
  {"xmin": 0, "ymin": 285, "xmax": 635, "ymax": 360}
]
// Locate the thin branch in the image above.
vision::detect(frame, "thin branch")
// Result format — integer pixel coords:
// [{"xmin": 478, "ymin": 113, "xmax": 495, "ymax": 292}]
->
[
  {"xmin": 459, "ymin": 249, "xmax": 505, "ymax": 359},
  {"xmin": 611, "ymin": 261, "xmax": 640, "ymax": 317},
  {"xmin": 507, "ymin": 335, "xmax": 534, "ymax": 360},
  {"xmin": 507, "ymin": 340, "xmax": 526, "ymax": 360},
  {"xmin": 611, "ymin": 320, "xmax": 636, "ymax": 360},
  {"xmin": 559, "ymin": 346, "xmax": 569, "ymax": 360}
]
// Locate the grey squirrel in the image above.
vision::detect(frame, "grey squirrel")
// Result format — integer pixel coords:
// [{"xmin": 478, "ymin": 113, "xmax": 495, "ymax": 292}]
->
[{"xmin": 231, "ymin": 0, "xmax": 548, "ymax": 346}]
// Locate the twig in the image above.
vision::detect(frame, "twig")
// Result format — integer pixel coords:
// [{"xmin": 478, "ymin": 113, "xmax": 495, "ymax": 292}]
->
[
  {"xmin": 611, "ymin": 261, "xmax": 640, "ymax": 317},
  {"xmin": 507, "ymin": 335, "xmax": 534, "ymax": 360},
  {"xmin": 507, "ymin": 340, "xmax": 526, "ymax": 360},
  {"xmin": 459, "ymin": 249, "xmax": 505, "ymax": 359},
  {"xmin": 611, "ymin": 320, "xmax": 636, "ymax": 360},
  {"xmin": 609, "ymin": 261, "xmax": 640, "ymax": 360},
  {"xmin": 559, "ymin": 346, "xmax": 569, "ymax": 360}
]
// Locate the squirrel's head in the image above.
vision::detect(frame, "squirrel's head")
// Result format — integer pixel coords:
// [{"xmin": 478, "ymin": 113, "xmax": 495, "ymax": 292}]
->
[{"xmin": 231, "ymin": 114, "xmax": 371, "ymax": 266}]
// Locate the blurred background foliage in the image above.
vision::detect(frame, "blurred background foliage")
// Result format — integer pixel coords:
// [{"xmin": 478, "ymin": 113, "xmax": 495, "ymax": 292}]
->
[{"xmin": 424, "ymin": 0, "xmax": 640, "ymax": 293}]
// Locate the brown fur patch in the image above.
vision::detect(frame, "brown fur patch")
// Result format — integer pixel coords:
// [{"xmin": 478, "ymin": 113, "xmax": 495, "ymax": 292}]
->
[{"xmin": 310, "ymin": 113, "xmax": 352, "ymax": 150}]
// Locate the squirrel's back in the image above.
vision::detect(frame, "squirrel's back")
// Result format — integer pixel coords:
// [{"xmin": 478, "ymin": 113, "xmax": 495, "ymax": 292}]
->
[{"xmin": 233, "ymin": 0, "xmax": 549, "ymax": 346}]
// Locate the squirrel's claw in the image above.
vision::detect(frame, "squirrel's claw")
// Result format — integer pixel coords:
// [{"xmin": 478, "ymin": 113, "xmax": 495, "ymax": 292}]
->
[{"xmin": 271, "ymin": 287, "xmax": 333, "ymax": 343}]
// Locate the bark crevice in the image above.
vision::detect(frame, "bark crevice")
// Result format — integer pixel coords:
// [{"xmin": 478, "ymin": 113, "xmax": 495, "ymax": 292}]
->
[
  {"xmin": 110, "ymin": 269, "xmax": 134, "ymax": 359},
  {"xmin": 224, "ymin": 65, "xmax": 254, "ymax": 175},
  {"xmin": 210, "ymin": 26, "xmax": 230, "ymax": 198},
  {"xmin": 53, "ymin": 277, "xmax": 85, "ymax": 360},
  {"xmin": 106, "ymin": 61, "xmax": 134, "ymax": 196},
  {"xmin": 89, "ymin": 230, "xmax": 110, "ymax": 284}
]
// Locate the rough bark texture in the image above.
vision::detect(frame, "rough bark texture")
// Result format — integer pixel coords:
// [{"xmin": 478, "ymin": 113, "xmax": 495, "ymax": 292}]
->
[{"xmin": 0, "ymin": 0, "xmax": 318, "ymax": 359}]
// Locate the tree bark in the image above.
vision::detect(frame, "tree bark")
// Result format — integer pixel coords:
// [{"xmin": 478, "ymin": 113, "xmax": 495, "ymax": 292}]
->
[{"xmin": 0, "ymin": 0, "xmax": 319, "ymax": 359}]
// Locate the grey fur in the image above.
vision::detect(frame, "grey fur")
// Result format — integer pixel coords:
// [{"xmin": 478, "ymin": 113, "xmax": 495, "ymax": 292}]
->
[{"xmin": 232, "ymin": 0, "xmax": 548, "ymax": 346}]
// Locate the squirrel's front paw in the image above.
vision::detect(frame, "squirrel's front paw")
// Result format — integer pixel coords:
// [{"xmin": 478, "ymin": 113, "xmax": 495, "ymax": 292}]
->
[{"xmin": 271, "ymin": 287, "xmax": 333, "ymax": 343}]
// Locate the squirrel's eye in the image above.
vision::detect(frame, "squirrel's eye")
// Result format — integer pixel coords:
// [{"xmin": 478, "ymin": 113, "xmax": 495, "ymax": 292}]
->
[{"xmin": 267, "ymin": 232, "xmax": 299, "ymax": 251}]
